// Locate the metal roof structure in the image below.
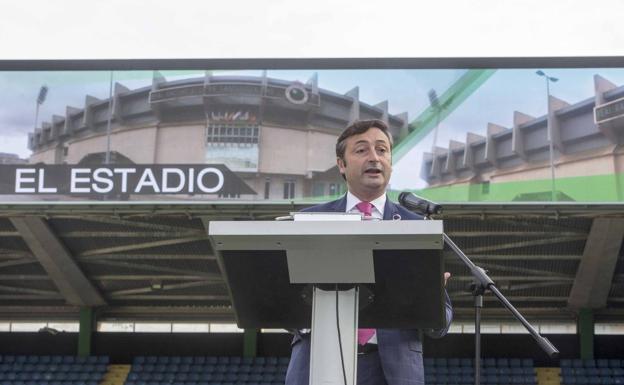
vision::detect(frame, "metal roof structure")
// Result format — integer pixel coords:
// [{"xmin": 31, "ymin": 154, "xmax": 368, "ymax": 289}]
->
[{"xmin": 0, "ymin": 201, "xmax": 623, "ymax": 324}]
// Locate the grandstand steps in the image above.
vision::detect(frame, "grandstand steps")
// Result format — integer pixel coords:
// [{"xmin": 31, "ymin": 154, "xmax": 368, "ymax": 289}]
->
[
  {"xmin": 99, "ymin": 364, "xmax": 130, "ymax": 385},
  {"xmin": 536, "ymin": 367, "xmax": 561, "ymax": 385}
]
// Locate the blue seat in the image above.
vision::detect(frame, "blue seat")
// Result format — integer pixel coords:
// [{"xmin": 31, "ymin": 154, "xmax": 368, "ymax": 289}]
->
[
  {"xmin": 448, "ymin": 366, "xmax": 461, "ymax": 375},
  {"xmin": 217, "ymin": 357, "xmax": 230, "ymax": 364},
  {"xmin": 522, "ymin": 358, "xmax": 534, "ymax": 367},
  {"xmin": 588, "ymin": 376, "xmax": 601, "ymax": 385},
  {"xmin": 587, "ymin": 367, "xmax": 600, "ymax": 376},
  {"xmin": 182, "ymin": 357, "xmax": 194, "ymax": 365},
  {"xmin": 448, "ymin": 374, "xmax": 461, "ymax": 384},
  {"xmin": 497, "ymin": 358, "xmax": 509, "ymax": 367},
  {"xmin": 585, "ymin": 359, "xmax": 597, "ymax": 367},
  {"xmin": 435, "ymin": 358, "xmax": 448, "ymax": 367},
  {"xmin": 597, "ymin": 359, "xmax": 610, "ymax": 368},
  {"xmin": 145, "ymin": 356, "xmax": 157, "ymax": 364},
  {"xmin": 600, "ymin": 368, "xmax": 613, "ymax": 376},
  {"xmin": 206, "ymin": 357, "xmax": 218, "ymax": 365},
  {"xmin": 26, "ymin": 356, "xmax": 38, "ymax": 365},
  {"xmin": 193, "ymin": 357, "xmax": 206, "ymax": 365},
  {"xmin": 484, "ymin": 358, "xmax": 496, "ymax": 367},
  {"xmin": 156, "ymin": 356, "xmax": 169, "ymax": 365}
]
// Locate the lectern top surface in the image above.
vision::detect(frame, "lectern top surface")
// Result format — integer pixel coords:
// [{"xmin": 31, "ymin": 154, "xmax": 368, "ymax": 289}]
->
[{"xmin": 209, "ymin": 219, "xmax": 443, "ymax": 237}]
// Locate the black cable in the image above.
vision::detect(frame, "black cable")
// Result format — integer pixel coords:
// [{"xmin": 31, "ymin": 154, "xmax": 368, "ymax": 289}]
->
[{"xmin": 335, "ymin": 285, "xmax": 348, "ymax": 385}]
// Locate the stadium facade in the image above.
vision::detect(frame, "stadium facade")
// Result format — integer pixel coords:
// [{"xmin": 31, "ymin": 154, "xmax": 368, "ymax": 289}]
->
[
  {"xmin": 27, "ymin": 72, "xmax": 408, "ymax": 200},
  {"xmin": 421, "ymin": 75, "xmax": 624, "ymax": 202}
]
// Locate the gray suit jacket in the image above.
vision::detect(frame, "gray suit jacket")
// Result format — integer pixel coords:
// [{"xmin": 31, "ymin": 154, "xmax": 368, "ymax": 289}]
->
[{"xmin": 285, "ymin": 195, "xmax": 453, "ymax": 385}]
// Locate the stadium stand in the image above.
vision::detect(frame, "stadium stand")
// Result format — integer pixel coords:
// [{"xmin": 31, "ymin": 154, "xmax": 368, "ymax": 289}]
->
[
  {"xmin": 424, "ymin": 357, "xmax": 537, "ymax": 385},
  {"xmin": 125, "ymin": 356, "xmax": 289, "ymax": 385},
  {"xmin": 0, "ymin": 355, "xmax": 108, "ymax": 385},
  {"xmin": 560, "ymin": 358, "xmax": 624, "ymax": 385}
]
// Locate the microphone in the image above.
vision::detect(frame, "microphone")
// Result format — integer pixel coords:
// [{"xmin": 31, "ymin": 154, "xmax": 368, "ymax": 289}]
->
[{"xmin": 398, "ymin": 191, "xmax": 442, "ymax": 216}]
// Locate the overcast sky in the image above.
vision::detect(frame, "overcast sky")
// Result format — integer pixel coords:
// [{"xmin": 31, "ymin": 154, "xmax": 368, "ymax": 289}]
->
[{"xmin": 2, "ymin": 0, "xmax": 623, "ymax": 59}]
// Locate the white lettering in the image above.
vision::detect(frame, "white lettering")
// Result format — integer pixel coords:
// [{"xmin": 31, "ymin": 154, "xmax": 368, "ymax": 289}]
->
[
  {"xmin": 196, "ymin": 168, "xmax": 224, "ymax": 193},
  {"xmin": 92, "ymin": 168, "xmax": 114, "ymax": 193},
  {"xmin": 15, "ymin": 169, "xmax": 36, "ymax": 193},
  {"xmin": 113, "ymin": 168, "xmax": 135, "ymax": 193},
  {"xmin": 162, "ymin": 168, "xmax": 185, "ymax": 193},
  {"xmin": 37, "ymin": 169, "xmax": 58, "ymax": 193},
  {"xmin": 188, "ymin": 168, "xmax": 194, "ymax": 193},
  {"xmin": 134, "ymin": 169, "xmax": 160, "ymax": 193},
  {"xmin": 70, "ymin": 169, "xmax": 91, "ymax": 193}
]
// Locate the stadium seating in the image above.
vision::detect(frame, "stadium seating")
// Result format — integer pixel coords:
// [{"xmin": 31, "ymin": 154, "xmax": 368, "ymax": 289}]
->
[
  {"xmin": 125, "ymin": 356, "xmax": 289, "ymax": 385},
  {"xmin": 424, "ymin": 357, "xmax": 537, "ymax": 385},
  {"xmin": 560, "ymin": 359, "xmax": 624, "ymax": 385},
  {"xmin": 0, "ymin": 355, "xmax": 109, "ymax": 385}
]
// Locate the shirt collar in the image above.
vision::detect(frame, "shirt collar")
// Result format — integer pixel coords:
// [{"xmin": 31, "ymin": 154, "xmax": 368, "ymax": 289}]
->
[{"xmin": 345, "ymin": 191, "xmax": 386, "ymax": 216}]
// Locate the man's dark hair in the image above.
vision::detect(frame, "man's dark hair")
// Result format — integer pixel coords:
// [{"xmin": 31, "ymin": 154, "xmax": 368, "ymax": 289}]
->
[{"xmin": 335, "ymin": 119, "xmax": 394, "ymax": 160}]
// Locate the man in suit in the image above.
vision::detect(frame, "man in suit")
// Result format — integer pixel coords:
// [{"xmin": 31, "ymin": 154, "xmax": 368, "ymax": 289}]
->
[{"xmin": 285, "ymin": 119, "xmax": 453, "ymax": 385}]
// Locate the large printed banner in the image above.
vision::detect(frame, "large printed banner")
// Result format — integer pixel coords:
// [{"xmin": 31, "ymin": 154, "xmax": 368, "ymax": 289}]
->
[{"xmin": 1, "ymin": 66, "xmax": 624, "ymax": 203}]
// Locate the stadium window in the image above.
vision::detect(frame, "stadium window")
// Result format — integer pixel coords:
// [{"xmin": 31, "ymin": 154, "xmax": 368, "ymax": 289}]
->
[
  {"xmin": 538, "ymin": 322, "xmax": 576, "ymax": 334},
  {"xmin": 172, "ymin": 323, "xmax": 210, "ymax": 333},
  {"xmin": 264, "ymin": 178, "xmax": 271, "ymax": 199},
  {"xmin": 47, "ymin": 322, "xmax": 79, "ymax": 332},
  {"xmin": 482, "ymin": 181, "xmax": 490, "ymax": 194},
  {"xmin": 595, "ymin": 323, "xmax": 624, "ymax": 335},
  {"xmin": 134, "ymin": 322, "xmax": 172, "ymax": 333},
  {"xmin": 209, "ymin": 323, "xmax": 243, "ymax": 333},
  {"xmin": 501, "ymin": 323, "xmax": 530, "ymax": 334},
  {"xmin": 97, "ymin": 322, "xmax": 135, "ymax": 332},
  {"xmin": 329, "ymin": 183, "xmax": 338, "ymax": 196},
  {"xmin": 10, "ymin": 322, "xmax": 46, "ymax": 332},
  {"xmin": 312, "ymin": 182, "xmax": 325, "ymax": 197},
  {"xmin": 283, "ymin": 180, "xmax": 295, "ymax": 199}
]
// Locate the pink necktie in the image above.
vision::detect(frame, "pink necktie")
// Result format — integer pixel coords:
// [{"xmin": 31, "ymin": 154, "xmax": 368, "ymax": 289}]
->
[
  {"xmin": 356, "ymin": 201, "xmax": 373, "ymax": 218},
  {"xmin": 355, "ymin": 201, "xmax": 375, "ymax": 345}
]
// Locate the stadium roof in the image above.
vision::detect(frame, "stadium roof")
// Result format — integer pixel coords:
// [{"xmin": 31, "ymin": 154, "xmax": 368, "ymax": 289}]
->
[{"xmin": 0, "ymin": 201, "xmax": 623, "ymax": 324}]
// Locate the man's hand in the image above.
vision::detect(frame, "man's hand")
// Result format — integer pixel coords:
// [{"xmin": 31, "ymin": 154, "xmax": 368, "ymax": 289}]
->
[{"xmin": 444, "ymin": 272, "xmax": 451, "ymax": 287}]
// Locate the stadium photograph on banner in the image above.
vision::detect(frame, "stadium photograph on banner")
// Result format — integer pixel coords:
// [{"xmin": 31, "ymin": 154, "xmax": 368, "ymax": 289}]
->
[{"xmin": 3, "ymin": 66, "xmax": 624, "ymax": 203}]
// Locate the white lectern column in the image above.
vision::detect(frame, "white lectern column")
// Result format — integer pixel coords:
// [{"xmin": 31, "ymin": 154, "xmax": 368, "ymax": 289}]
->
[
  {"xmin": 310, "ymin": 287, "xmax": 359, "ymax": 385},
  {"xmin": 292, "ymin": 212, "xmax": 365, "ymax": 385}
]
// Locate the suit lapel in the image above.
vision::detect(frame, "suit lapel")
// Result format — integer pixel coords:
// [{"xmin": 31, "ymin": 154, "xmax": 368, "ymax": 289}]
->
[
  {"xmin": 329, "ymin": 194, "xmax": 348, "ymax": 213},
  {"xmin": 383, "ymin": 198, "xmax": 400, "ymax": 220}
]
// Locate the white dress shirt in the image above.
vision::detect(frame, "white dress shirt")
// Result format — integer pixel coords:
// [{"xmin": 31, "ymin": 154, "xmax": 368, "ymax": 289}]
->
[{"xmin": 345, "ymin": 191, "xmax": 386, "ymax": 344}]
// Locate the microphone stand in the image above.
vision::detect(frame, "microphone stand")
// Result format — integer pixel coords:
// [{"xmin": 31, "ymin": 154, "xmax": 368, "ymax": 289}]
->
[
  {"xmin": 442, "ymin": 233, "xmax": 559, "ymax": 385},
  {"xmin": 415, "ymin": 211, "xmax": 559, "ymax": 385}
]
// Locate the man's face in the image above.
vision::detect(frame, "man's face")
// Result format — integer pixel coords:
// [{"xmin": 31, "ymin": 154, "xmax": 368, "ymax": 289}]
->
[{"xmin": 337, "ymin": 127, "xmax": 392, "ymax": 200}]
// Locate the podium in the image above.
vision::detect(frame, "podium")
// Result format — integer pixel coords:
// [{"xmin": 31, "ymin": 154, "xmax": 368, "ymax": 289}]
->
[{"xmin": 208, "ymin": 217, "xmax": 445, "ymax": 385}]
